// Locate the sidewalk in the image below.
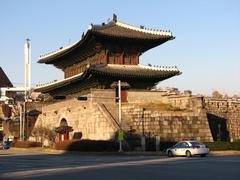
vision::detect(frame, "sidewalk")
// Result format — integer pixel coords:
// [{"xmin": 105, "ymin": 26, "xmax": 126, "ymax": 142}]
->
[{"xmin": 4, "ymin": 147, "xmax": 240, "ymax": 156}]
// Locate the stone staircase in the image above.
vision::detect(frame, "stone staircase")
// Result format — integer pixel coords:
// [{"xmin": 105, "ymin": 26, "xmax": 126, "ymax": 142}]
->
[{"xmin": 97, "ymin": 103, "xmax": 131, "ymax": 131}]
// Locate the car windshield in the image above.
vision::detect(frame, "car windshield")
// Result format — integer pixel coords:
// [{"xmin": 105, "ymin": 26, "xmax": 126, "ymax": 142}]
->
[{"xmin": 190, "ymin": 141, "xmax": 204, "ymax": 146}]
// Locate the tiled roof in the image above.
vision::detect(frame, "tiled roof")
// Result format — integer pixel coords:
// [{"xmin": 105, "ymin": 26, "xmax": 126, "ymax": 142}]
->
[
  {"xmin": 38, "ymin": 19, "xmax": 174, "ymax": 64},
  {"xmin": 35, "ymin": 64, "xmax": 180, "ymax": 93},
  {"xmin": 91, "ymin": 21, "xmax": 173, "ymax": 40},
  {"xmin": 89, "ymin": 64, "xmax": 180, "ymax": 79},
  {"xmin": 0, "ymin": 67, "xmax": 13, "ymax": 88}
]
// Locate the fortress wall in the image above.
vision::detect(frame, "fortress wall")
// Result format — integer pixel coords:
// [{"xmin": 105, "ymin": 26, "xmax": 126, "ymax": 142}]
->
[
  {"xmin": 127, "ymin": 90, "xmax": 204, "ymax": 112},
  {"xmin": 227, "ymin": 101, "xmax": 240, "ymax": 141},
  {"xmin": 122, "ymin": 105, "xmax": 213, "ymax": 142},
  {"xmin": 204, "ymin": 98, "xmax": 240, "ymax": 141},
  {"xmin": 32, "ymin": 90, "xmax": 215, "ymax": 144},
  {"xmin": 34, "ymin": 98, "xmax": 117, "ymax": 141}
]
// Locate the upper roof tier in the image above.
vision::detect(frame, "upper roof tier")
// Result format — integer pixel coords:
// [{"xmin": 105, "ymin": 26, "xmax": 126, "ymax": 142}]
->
[{"xmin": 38, "ymin": 15, "xmax": 174, "ymax": 65}]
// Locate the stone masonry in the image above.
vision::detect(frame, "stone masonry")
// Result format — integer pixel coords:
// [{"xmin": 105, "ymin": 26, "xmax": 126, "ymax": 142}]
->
[
  {"xmin": 32, "ymin": 89, "xmax": 215, "ymax": 144},
  {"xmin": 205, "ymin": 98, "xmax": 240, "ymax": 142},
  {"xmin": 121, "ymin": 105, "xmax": 213, "ymax": 142},
  {"xmin": 34, "ymin": 98, "xmax": 118, "ymax": 141}
]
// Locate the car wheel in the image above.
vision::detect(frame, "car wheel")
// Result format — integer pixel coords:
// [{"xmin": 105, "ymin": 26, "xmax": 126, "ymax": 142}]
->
[
  {"xmin": 168, "ymin": 150, "xmax": 173, "ymax": 157},
  {"xmin": 186, "ymin": 150, "xmax": 192, "ymax": 157},
  {"xmin": 201, "ymin": 154, "xmax": 206, "ymax": 157}
]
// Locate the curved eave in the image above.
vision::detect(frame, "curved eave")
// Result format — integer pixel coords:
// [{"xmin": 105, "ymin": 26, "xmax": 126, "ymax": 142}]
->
[
  {"xmin": 38, "ymin": 30, "xmax": 93, "ymax": 64},
  {"xmin": 38, "ymin": 21, "xmax": 175, "ymax": 65},
  {"xmin": 34, "ymin": 72, "xmax": 86, "ymax": 93},
  {"xmin": 90, "ymin": 69, "xmax": 180, "ymax": 80},
  {"xmin": 88, "ymin": 64, "xmax": 181, "ymax": 80},
  {"xmin": 93, "ymin": 31, "xmax": 174, "ymax": 43},
  {"xmin": 34, "ymin": 64, "xmax": 181, "ymax": 94}
]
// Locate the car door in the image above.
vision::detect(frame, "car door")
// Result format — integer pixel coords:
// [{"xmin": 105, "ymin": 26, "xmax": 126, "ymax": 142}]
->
[
  {"xmin": 181, "ymin": 142, "xmax": 190, "ymax": 155},
  {"xmin": 174, "ymin": 142, "xmax": 190, "ymax": 156},
  {"xmin": 172, "ymin": 142, "xmax": 184, "ymax": 156}
]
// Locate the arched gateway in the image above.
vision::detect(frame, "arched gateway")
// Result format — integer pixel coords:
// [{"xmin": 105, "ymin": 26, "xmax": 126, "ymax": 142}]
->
[{"xmin": 55, "ymin": 118, "xmax": 73, "ymax": 141}]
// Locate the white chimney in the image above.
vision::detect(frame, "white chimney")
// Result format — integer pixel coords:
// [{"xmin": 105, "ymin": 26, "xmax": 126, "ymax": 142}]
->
[{"xmin": 24, "ymin": 39, "xmax": 31, "ymax": 94}]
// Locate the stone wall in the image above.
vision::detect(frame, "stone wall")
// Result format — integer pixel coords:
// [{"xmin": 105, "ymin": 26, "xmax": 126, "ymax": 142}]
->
[
  {"xmin": 34, "ymin": 98, "xmax": 117, "ymax": 141},
  {"xmin": 32, "ymin": 90, "xmax": 214, "ymax": 144},
  {"xmin": 227, "ymin": 101, "xmax": 240, "ymax": 141},
  {"xmin": 204, "ymin": 98, "xmax": 240, "ymax": 142},
  {"xmin": 127, "ymin": 90, "xmax": 205, "ymax": 112},
  {"xmin": 121, "ymin": 105, "xmax": 213, "ymax": 142}
]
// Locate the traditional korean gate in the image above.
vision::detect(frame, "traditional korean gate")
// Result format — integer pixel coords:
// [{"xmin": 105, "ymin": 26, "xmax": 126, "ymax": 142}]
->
[
  {"xmin": 55, "ymin": 118, "xmax": 73, "ymax": 141},
  {"xmin": 59, "ymin": 132, "xmax": 69, "ymax": 141}
]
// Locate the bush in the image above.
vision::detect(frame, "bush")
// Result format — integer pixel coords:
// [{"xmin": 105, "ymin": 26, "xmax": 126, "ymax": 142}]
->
[
  {"xmin": 55, "ymin": 139, "xmax": 119, "ymax": 152},
  {"xmin": 205, "ymin": 141, "xmax": 240, "ymax": 151},
  {"xmin": 12, "ymin": 141, "xmax": 42, "ymax": 148}
]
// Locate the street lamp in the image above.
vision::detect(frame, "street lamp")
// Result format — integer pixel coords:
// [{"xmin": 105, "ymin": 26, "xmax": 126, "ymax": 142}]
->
[{"xmin": 141, "ymin": 108, "xmax": 146, "ymax": 151}]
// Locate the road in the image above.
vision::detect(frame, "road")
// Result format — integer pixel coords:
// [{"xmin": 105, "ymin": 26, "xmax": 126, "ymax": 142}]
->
[{"xmin": 0, "ymin": 149, "xmax": 240, "ymax": 180}]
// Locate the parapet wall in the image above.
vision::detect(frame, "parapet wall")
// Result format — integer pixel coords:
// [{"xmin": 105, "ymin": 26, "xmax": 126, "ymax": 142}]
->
[
  {"xmin": 204, "ymin": 98, "xmax": 240, "ymax": 142},
  {"xmin": 122, "ymin": 105, "xmax": 213, "ymax": 142}
]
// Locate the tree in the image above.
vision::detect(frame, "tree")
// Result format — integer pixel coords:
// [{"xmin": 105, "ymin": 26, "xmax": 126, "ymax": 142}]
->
[
  {"xmin": 31, "ymin": 125, "xmax": 56, "ymax": 148},
  {"xmin": 233, "ymin": 94, "xmax": 239, "ymax": 99},
  {"xmin": 212, "ymin": 90, "xmax": 223, "ymax": 99}
]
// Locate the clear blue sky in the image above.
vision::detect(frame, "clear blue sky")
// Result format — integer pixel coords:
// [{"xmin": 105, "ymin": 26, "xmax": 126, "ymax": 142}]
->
[{"xmin": 0, "ymin": 0, "xmax": 239, "ymax": 96}]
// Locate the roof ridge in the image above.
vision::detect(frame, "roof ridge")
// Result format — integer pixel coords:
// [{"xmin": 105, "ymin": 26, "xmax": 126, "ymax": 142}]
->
[{"xmin": 116, "ymin": 21, "xmax": 172, "ymax": 36}]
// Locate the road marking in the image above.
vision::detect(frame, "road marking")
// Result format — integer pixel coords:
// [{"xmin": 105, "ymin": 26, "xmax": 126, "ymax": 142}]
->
[{"xmin": 1, "ymin": 157, "xmax": 186, "ymax": 178}]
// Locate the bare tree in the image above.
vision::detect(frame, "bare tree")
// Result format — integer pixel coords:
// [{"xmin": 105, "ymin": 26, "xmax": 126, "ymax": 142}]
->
[
  {"xmin": 232, "ymin": 94, "xmax": 239, "ymax": 99},
  {"xmin": 212, "ymin": 90, "xmax": 223, "ymax": 99},
  {"xmin": 31, "ymin": 125, "xmax": 56, "ymax": 148}
]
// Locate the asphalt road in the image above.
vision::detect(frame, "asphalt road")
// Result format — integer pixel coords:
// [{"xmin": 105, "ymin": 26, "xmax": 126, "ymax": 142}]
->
[{"xmin": 0, "ymin": 150, "xmax": 239, "ymax": 180}]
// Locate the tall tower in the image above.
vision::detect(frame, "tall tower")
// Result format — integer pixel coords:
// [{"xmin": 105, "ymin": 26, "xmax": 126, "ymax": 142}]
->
[{"xmin": 24, "ymin": 38, "xmax": 31, "ymax": 96}]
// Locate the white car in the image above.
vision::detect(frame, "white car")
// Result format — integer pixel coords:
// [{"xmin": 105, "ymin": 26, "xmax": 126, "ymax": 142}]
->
[{"xmin": 166, "ymin": 140, "xmax": 209, "ymax": 157}]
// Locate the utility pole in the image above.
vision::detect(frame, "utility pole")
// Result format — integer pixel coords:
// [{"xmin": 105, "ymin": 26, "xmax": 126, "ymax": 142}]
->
[
  {"xmin": 19, "ymin": 103, "xmax": 23, "ymax": 141},
  {"xmin": 23, "ymin": 38, "xmax": 31, "ymax": 140},
  {"xmin": 141, "ymin": 108, "xmax": 146, "ymax": 151},
  {"xmin": 118, "ymin": 80, "xmax": 123, "ymax": 152}
]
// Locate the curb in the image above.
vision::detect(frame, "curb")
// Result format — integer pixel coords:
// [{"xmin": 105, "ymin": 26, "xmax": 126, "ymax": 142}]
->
[
  {"xmin": 5, "ymin": 148, "xmax": 240, "ymax": 156},
  {"xmin": 210, "ymin": 150, "xmax": 240, "ymax": 156}
]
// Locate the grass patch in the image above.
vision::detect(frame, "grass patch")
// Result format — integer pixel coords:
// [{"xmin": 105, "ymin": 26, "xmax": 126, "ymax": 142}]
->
[
  {"xmin": 136, "ymin": 102, "xmax": 183, "ymax": 111},
  {"xmin": 205, "ymin": 141, "xmax": 240, "ymax": 151}
]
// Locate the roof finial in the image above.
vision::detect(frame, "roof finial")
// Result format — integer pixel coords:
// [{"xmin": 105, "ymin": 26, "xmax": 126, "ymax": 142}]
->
[{"xmin": 113, "ymin": 13, "xmax": 117, "ymax": 22}]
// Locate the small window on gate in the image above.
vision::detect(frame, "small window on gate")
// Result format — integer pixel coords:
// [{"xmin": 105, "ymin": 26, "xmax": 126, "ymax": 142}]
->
[{"xmin": 73, "ymin": 132, "xmax": 82, "ymax": 139}]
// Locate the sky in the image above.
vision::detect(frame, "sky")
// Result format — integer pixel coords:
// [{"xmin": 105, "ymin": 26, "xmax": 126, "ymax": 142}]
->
[{"xmin": 0, "ymin": 0, "xmax": 239, "ymax": 96}]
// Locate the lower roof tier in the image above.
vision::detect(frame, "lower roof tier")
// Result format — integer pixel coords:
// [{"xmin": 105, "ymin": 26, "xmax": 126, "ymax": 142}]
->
[{"xmin": 35, "ymin": 64, "xmax": 181, "ymax": 96}]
